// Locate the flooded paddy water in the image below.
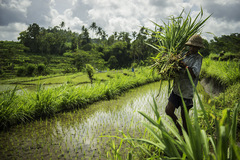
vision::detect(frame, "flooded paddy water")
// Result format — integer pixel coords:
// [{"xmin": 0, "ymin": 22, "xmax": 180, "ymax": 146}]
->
[{"xmin": 0, "ymin": 82, "xmax": 201, "ymax": 159}]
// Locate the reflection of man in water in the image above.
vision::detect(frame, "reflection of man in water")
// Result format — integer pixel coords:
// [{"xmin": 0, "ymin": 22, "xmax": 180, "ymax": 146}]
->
[{"xmin": 165, "ymin": 35, "xmax": 204, "ymax": 135}]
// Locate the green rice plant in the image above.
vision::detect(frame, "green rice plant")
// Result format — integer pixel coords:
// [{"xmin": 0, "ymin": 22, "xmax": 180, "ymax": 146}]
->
[
  {"xmin": 28, "ymin": 84, "xmax": 62, "ymax": 118},
  {"xmin": 0, "ymin": 86, "xmax": 18, "ymax": 128},
  {"xmin": 105, "ymin": 139, "xmax": 133, "ymax": 160},
  {"xmin": 120, "ymin": 68, "xmax": 240, "ymax": 159},
  {"xmin": 148, "ymin": 8, "xmax": 211, "ymax": 80},
  {"xmin": 0, "ymin": 86, "xmax": 32, "ymax": 129}
]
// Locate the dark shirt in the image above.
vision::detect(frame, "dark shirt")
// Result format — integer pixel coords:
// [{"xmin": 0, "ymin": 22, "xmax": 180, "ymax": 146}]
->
[{"xmin": 172, "ymin": 52, "xmax": 203, "ymax": 99}]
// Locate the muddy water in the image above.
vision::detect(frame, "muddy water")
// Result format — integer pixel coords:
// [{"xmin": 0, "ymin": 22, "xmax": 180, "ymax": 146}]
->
[{"xmin": 0, "ymin": 82, "xmax": 200, "ymax": 160}]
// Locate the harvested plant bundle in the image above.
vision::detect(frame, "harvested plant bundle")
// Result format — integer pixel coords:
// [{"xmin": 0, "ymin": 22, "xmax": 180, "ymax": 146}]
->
[{"xmin": 149, "ymin": 8, "xmax": 211, "ymax": 80}]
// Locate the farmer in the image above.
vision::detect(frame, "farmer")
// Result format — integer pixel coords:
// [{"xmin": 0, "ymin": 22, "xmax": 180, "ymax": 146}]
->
[{"xmin": 165, "ymin": 34, "xmax": 204, "ymax": 135}]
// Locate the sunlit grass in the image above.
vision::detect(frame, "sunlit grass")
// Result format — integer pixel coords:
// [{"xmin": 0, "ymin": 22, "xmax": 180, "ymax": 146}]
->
[
  {"xmin": 201, "ymin": 57, "xmax": 240, "ymax": 86},
  {"xmin": 0, "ymin": 72, "xmax": 66, "ymax": 84},
  {"xmin": 22, "ymin": 72, "xmax": 84, "ymax": 85},
  {"xmin": 214, "ymin": 83, "xmax": 240, "ymax": 109},
  {"xmin": 0, "ymin": 67, "xmax": 160, "ymax": 129}
]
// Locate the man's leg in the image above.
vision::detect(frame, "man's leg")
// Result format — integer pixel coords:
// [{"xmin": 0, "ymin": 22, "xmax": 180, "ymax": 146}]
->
[
  {"xmin": 181, "ymin": 106, "xmax": 190, "ymax": 134},
  {"xmin": 165, "ymin": 101, "xmax": 182, "ymax": 135}
]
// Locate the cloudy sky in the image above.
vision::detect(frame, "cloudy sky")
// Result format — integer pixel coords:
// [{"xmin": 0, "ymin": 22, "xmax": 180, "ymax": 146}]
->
[{"xmin": 0, "ymin": 0, "xmax": 240, "ymax": 41}]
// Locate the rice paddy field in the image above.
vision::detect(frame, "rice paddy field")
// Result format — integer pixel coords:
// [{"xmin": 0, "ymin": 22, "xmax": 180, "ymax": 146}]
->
[
  {"xmin": 0, "ymin": 72, "xmax": 204, "ymax": 159},
  {"xmin": 0, "ymin": 81, "xmax": 181, "ymax": 160},
  {"xmin": 0, "ymin": 67, "xmax": 163, "ymax": 159}
]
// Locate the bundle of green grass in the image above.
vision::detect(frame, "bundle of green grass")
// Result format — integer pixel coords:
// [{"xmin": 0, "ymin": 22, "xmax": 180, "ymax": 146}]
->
[{"xmin": 148, "ymin": 8, "xmax": 211, "ymax": 80}]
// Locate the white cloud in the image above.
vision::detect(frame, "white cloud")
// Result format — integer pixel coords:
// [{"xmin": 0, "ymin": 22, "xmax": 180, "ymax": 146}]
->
[
  {"xmin": 86, "ymin": 0, "xmax": 160, "ymax": 34},
  {"xmin": 0, "ymin": 23, "xmax": 28, "ymax": 41},
  {"xmin": 107, "ymin": 17, "xmax": 141, "ymax": 34},
  {"xmin": 203, "ymin": 17, "xmax": 240, "ymax": 39},
  {"xmin": 0, "ymin": 0, "xmax": 240, "ymax": 41},
  {"xmin": 2, "ymin": 0, "xmax": 31, "ymax": 14},
  {"xmin": 50, "ymin": 6, "xmax": 86, "ymax": 32},
  {"xmin": 212, "ymin": 0, "xmax": 238, "ymax": 5},
  {"xmin": 190, "ymin": 0, "xmax": 240, "ymax": 21}
]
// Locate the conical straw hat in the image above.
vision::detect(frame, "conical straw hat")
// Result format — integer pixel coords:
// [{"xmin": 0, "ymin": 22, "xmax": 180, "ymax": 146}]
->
[{"xmin": 185, "ymin": 35, "xmax": 204, "ymax": 48}]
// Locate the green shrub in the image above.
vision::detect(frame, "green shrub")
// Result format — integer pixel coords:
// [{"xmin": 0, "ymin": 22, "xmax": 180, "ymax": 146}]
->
[
  {"xmin": 17, "ymin": 67, "xmax": 26, "ymax": 76},
  {"xmin": 37, "ymin": 64, "xmax": 46, "ymax": 75},
  {"xmin": 139, "ymin": 60, "xmax": 144, "ymax": 66},
  {"xmin": 0, "ymin": 69, "xmax": 4, "ymax": 75},
  {"xmin": 86, "ymin": 64, "xmax": 95, "ymax": 84},
  {"xmin": 26, "ymin": 64, "xmax": 36, "ymax": 76},
  {"xmin": 62, "ymin": 65, "xmax": 76, "ymax": 73},
  {"xmin": 81, "ymin": 43, "xmax": 93, "ymax": 51},
  {"xmin": 63, "ymin": 52, "xmax": 74, "ymax": 57}
]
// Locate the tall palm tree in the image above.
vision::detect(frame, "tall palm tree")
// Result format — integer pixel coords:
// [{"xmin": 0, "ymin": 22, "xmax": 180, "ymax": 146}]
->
[
  {"xmin": 96, "ymin": 27, "xmax": 102, "ymax": 39},
  {"xmin": 123, "ymin": 32, "xmax": 131, "ymax": 43},
  {"xmin": 89, "ymin": 22, "xmax": 97, "ymax": 38},
  {"xmin": 60, "ymin": 21, "xmax": 65, "ymax": 28},
  {"xmin": 113, "ymin": 32, "xmax": 118, "ymax": 40},
  {"xmin": 118, "ymin": 32, "xmax": 124, "ymax": 41},
  {"xmin": 132, "ymin": 31, "xmax": 137, "ymax": 40},
  {"xmin": 101, "ymin": 30, "xmax": 108, "ymax": 40},
  {"xmin": 82, "ymin": 25, "xmax": 86, "ymax": 32}
]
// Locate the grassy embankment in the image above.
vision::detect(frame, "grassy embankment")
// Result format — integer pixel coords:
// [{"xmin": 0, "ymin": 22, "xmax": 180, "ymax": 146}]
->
[
  {"xmin": 197, "ymin": 54, "xmax": 240, "ymax": 139},
  {"xmin": 200, "ymin": 54, "xmax": 240, "ymax": 110},
  {"xmin": 0, "ymin": 67, "xmax": 160, "ymax": 130}
]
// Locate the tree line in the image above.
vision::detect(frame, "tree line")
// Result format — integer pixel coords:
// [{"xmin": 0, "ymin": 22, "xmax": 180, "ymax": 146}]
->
[
  {"xmin": 17, "ymin": 22, "xmax": 157, "ymax": 70},
  {"xmin": 209, "ymin": 33, "xmax": 240, "ymax": 54},
  {"xmin": 1, "ymin": 21, "xmax": 239, "ymax": 76}
]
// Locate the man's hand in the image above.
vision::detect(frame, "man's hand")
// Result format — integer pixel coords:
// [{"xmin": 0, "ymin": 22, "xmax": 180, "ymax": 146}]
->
[
  {"xmin": 179, "ymin": 61, "xmax": 186, "ymax": 68},
  {"xmin": 178, "ymin": 61, "xmax": 196, "ymax": 78}
]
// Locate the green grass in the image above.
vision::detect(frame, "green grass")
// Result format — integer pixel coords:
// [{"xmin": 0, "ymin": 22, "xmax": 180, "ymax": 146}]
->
[
  {"xmin": 0, "ymin": 73, "xmax": 65, "ymax": 84},
  {"xmin": 214, "ymin": 83, "xmax": 240, "ymax": 109},
  {"xmin": 201, "ymin": 57, "xmax": 240, "ymax": 86},
  {"xmin": 200, "ymin": 56, "xmax": 240, "ymax": 126},
  {"xmin": 0, "ymin": 67, "xmax": 160, "ymax": 129},
  {"xmin": 200, "ymin": 56, "xmax": 240, "ymax": 110},
  {"xmin": 19, "ymin": 73, "xmax": 85, "ymax": 85}
]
